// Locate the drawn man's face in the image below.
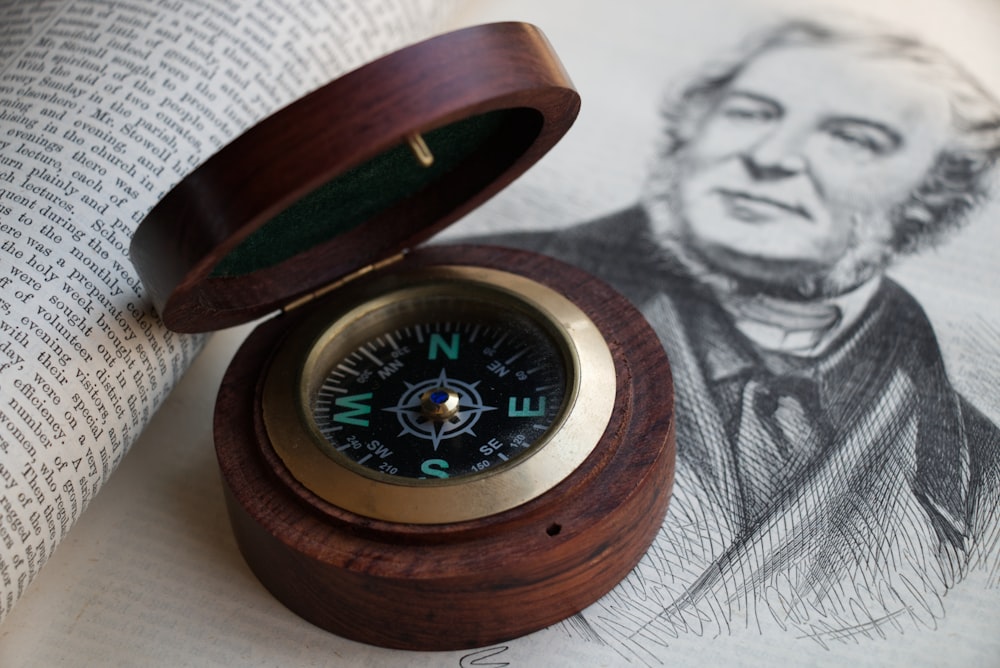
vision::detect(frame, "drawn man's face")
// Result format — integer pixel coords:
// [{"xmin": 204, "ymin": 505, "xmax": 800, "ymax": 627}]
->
[{"xmin": 673, "ymin": 45, "xmax": 952, "ymax": 292}]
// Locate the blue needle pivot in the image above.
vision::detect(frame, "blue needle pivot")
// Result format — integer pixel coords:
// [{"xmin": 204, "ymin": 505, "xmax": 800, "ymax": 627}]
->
[{"xmin": 420, "ymin": 387, "xmax": 460, "ymax": 421}]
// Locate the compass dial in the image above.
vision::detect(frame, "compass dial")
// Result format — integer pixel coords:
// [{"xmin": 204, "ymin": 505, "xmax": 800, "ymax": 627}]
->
[
  {"xmin": 262, "ymin": 265, "xmax": 617, "ymax": 524},
  {"xmin": 311, "ymin": 313, "xmax": 568, "ymax": 480}
]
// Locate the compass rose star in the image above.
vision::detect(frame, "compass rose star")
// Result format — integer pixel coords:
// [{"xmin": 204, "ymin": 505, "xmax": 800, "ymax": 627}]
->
[{"xmin": 383, "ymin": 369, "xmax": 497, "ymax": 451}]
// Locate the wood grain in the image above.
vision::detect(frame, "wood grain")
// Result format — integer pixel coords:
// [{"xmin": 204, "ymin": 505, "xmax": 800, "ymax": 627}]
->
[
  {"xmin": 214, "ymin": 245, "xmax": 676, "ymax": 650},
  {"xmin": 130, "ymin": 23, "xmax": 580, "ymax": 332}
]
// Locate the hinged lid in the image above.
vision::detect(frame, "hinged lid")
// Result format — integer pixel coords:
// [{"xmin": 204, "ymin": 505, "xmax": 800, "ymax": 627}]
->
[{"xmin": 129, "ymin": 22, "xmax": 580, "ymax": 333}]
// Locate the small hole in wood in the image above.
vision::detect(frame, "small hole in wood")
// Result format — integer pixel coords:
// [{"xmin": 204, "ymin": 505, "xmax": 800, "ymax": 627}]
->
[{"xmin": 546, "ymin": 523, "xmax": 562, "ymax": 537}]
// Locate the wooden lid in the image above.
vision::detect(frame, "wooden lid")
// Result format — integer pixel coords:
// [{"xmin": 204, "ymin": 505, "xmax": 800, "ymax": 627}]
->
[{"xmin": 129, "ymin": 22, "xmax": 580, "ymax": 332}]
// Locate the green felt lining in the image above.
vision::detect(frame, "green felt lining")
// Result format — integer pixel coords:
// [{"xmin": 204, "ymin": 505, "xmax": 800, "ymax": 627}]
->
[{"xmin": 210, "ymin": 110, "xmax": 516, "ymax": 278}]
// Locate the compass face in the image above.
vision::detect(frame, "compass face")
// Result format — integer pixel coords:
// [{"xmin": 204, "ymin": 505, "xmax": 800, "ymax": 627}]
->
[
  {"xmin": 262, "ymin": 265, "xmax": 617, "ymax": 524},
  {"xmin": 310, "ymin": 303, "xmax": 568, "ymax": 480}
]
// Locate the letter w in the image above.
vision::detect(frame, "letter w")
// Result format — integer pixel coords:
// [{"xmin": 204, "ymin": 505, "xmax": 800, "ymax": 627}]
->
[{"xmin": 333, "ymin": 393, "xmax": 373, "ymax": 427}]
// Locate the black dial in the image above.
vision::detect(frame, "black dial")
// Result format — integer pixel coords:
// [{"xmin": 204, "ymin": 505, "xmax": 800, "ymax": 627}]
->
[
  {"xmin": 263, "ymin": 265, "xmax": 616, "ymax": 524},
  {"xmin": 310, "ymin": 302, "xmax": 568, "ymax": 480}
]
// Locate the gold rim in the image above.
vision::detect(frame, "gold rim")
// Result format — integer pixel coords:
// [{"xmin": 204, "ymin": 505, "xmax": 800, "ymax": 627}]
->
[{"xmin": 261, "ymin": 265, "xmax": 616, "ymax": 524}]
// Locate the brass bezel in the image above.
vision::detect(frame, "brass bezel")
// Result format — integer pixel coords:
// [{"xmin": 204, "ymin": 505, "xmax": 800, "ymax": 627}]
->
[{"xmin": 261, "ymin": 265, "xmax": 616, "ymax": 524}]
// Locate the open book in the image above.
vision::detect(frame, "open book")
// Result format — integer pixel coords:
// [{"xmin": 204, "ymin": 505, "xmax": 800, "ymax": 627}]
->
[
  {"xmin": 2, "ymin": 0, "xmax": 999, "ymax": 665},
  {"xmin": 0, "ymin": 0, "xmax": 457, "ymax": 620}
]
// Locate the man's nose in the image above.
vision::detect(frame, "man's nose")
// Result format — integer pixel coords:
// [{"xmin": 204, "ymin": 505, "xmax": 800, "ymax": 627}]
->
[{"xmin": 740, "ymin": 129, "xmax": 807, "ymax": 181}]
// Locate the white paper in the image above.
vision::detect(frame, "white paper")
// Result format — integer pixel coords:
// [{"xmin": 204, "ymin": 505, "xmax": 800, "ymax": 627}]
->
[{"xmin": 2, "ymin": 1, "xmax": 998, "ymax": 666}]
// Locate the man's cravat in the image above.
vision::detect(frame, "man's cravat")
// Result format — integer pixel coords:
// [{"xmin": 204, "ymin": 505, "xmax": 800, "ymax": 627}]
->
[{"xmin": 734, "ymin": 372, "xmax": 827, "ymax": 522}]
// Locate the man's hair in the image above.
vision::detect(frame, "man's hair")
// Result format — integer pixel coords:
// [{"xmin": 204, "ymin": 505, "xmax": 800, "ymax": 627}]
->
[{"xmin": 655, "ymin": 19, "xmax": 1000, "ymax": 256}]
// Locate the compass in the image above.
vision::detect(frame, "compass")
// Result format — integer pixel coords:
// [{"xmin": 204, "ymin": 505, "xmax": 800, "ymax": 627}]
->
[
  {"xmin": 214, "ymin": 247, "xmax": 673, "ymax": 650},
  {"xmin": 129, "ymin": 23, "xmax": 676, "ymax": 651}
]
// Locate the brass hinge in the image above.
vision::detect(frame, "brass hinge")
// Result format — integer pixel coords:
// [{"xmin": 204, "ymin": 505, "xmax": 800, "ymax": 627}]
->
[{"xmin": 282, "ymin": 251, "xmax": 407, "ymax": 312}]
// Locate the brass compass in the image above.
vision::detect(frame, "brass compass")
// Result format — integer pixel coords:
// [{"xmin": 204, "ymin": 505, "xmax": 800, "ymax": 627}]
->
[
  {"xmin": 262, "ymin": 264, "xmax": 616, "ymax": 524},
  {"xmin": 130, "ymin": 23, "xmax": 675, "ymax": 651}
]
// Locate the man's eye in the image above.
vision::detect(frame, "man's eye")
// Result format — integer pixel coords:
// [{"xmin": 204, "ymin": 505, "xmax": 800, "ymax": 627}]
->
[
  {"xmin": 825, "ymin": 122, "xmax": 899, "ymax": 156},
  {"xmin": 719, "ymin": 104, "xmax": 774, "ymax": 122},
  {"xmin": 713, "ymin": 93, "xmax": 779, "ymax": 124}
]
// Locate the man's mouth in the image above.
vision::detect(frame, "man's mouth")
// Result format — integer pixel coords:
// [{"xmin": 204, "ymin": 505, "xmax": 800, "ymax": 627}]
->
[{"xmin": 715, "ymin": 189, "xmax": 813, "ymax": 222}]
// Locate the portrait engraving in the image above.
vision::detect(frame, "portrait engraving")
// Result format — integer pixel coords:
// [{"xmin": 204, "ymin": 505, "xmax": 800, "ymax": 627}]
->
[{"xmin": 482, "ymin": 19, "xmax": 1000, "ymax": 659}]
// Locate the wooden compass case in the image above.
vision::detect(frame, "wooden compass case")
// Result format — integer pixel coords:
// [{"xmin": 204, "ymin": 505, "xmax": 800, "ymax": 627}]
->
[{"xmin": 130, "ymin": 23, "xmax": 676, "ymax": 651}]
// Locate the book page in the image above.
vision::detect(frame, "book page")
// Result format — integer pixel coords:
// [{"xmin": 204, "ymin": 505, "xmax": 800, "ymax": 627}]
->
[
  {"xmin": 3, "ymin": 0, "xmax": 999, "ymax": 666},
  {"xmin": 0, "ymin": 0, "xmax": 456, "ymax": 624},
  {"xmin": 450, "ymin": 0, "xmax": 1000, "ymax": 664}
]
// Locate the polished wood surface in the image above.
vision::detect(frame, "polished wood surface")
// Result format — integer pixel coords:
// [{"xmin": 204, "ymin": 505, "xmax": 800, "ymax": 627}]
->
[
  {"xmin": 130, "ymin": 23, "xmax": 580, "ymax": 332},
  {"xmin": 214, "ymin": 245, "xmax": 676, "ymax": 650}
]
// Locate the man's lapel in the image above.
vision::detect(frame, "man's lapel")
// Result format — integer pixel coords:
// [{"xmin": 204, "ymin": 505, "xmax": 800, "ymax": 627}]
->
[
  {"xmin": 674, "ymin": 365, "xmax": 965, "ymax": 637},
  {"xmin": 641, "ymin": 291, "xmax": 744, "ymax": 547},
  {"xmin": 640, "ymin": 279, "xmax": 968, "ymax": 634}
]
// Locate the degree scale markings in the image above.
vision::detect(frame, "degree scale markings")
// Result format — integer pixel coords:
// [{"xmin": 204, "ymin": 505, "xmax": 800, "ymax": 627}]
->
[
  {"xmin": 337, "ymin": 362, "xmax": 360, "ymax": 376},
  {"xmin": 360, "ymin": 346, "xmax": 384, "ymax": 366},
  {"xmin": 504, "ymin": 348, "xmax": 529, "ymax": 365}
]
